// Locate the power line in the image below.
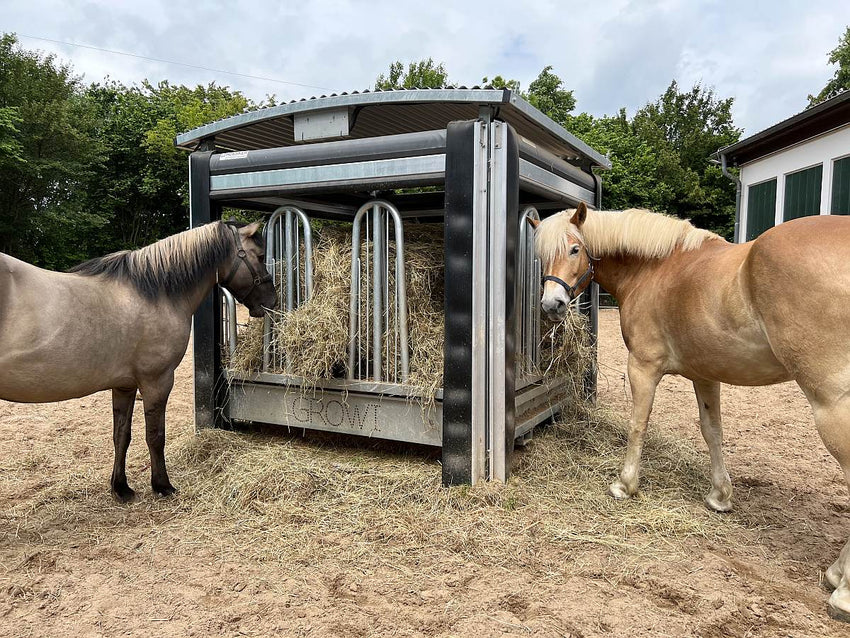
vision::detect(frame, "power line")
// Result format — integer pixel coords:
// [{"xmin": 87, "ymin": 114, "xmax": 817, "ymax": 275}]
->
[{"xmin": 15, "ymin": 33, "xmax": 334, "ymax": 91}]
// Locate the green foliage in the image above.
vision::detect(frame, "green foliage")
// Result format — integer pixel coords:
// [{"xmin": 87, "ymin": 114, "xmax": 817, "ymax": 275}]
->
[
  {"xmin": 481, "ymin": 75, "xmax": 521, "ymax": 91},
  {"xmin": 809, "ymin": 26, "xmax": 850, "ymax": 105},
  {"xmin": 0, "ymin": 32, "xmax": 253, "ymax": 269},
  {"xmin": 81, "ymin": 80, "xmax": 250, "ymax": 254},
  {"xmin": 630, "ymin": 81, "xmax": 741, "ymax": 236},
  {"xmin": 0, "ymin": 33, "xmax": 105, "ymax": 267},
  {"xmin": 375, "ymin": 58, "xmax": 450, "ymax": 90},
  {"xmin": 525, "ymin": 65, "xmax": 576, "ymax": 124}
]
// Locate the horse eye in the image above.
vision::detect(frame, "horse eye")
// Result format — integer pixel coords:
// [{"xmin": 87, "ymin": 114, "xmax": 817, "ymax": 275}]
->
[{"xmin": 570, "ymin": 245, "xmax": 580, "ymax": 256}]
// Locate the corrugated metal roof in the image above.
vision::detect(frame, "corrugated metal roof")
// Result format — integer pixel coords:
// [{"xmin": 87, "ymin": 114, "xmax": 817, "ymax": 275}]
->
[{"xmin": 175, "ymin": 87, "xmax": 611, "ymax": 169}]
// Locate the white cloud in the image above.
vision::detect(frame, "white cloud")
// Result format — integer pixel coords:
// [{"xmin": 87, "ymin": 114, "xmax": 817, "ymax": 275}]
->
[{"xmin": 5, "ymin": 0, "xmax": 850, "ymax": 134}]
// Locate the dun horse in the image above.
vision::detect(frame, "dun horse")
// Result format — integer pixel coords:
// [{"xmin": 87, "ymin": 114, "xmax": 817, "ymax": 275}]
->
[
  {"xmin": 532, "ymin": 203, "xmax": 850, "ymax": 620},
  {"xmin": 0, "ymin": 221, "xmax": 275, "ymax": 502}
]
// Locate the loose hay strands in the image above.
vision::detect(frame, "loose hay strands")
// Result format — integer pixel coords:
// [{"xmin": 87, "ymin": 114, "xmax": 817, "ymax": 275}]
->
[{"xmin": 4, "ymin": 406, "xmax": 746, "ymax": 579}]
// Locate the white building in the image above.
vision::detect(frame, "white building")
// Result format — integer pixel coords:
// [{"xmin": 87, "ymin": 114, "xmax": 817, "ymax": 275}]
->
[{"xmin": 717, "ymin": 91, "xmax": 850, "ymax": 243}]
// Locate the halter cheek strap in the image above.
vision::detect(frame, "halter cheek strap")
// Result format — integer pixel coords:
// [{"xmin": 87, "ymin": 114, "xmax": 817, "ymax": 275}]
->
[
  {"xmin": 542, "ymin": 243, "xmax": 596, "ymax": 301},
  {"xmin": 220, "ymin": 225, "xmax": 272, "ymax": 301}
]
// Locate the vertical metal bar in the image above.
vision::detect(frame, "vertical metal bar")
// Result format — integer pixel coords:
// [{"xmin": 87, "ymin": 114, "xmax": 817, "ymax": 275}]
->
[
  {"xmin": 470, "ymin": 121, "xmax": 489, "ymax": 485},
  {"xmin": 285, "ymin": 210, "xmax": 295, "ymax": 312},
  {"xmin": 488, "ymin": 122, "xmax": 508, "ymax": 483},
  {"xmin": 347, "ymin": 206, "xmax": 366, "ymax": 379},
  {"xmin": 379, "ymin": 201, "xmax": 409, "ymax": 382},
  {"xmin": 371, "ymin": 202, "xmax": 383, "ymax": 381},
  {"xmin": 221, "ymin": 288, "xmax": 238, "ymax": 358},
  {"xmin": 263, "ymin": 210, "xmax": 283, "ymax": 372},
  {"xmin": 190, "ymin": 149, "xmax": 225, "ymax": 430}
]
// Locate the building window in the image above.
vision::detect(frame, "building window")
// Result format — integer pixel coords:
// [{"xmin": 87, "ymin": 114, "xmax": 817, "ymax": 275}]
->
[
  {"xmin": 746, "ymin": 178, "xmax": 777, "ymax": 241},
  {"xmin": 783, "ymin": 164, "xmax": 823, "ymax": 221},
  {"xmin": 832, "ymin": 156, "xmax": 850, "ymax": 215}
]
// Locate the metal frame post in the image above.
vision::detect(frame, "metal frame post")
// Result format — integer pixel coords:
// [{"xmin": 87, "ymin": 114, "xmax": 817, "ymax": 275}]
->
[
  {"xmin": 442, "ymin": 119, "xmax": 519, "ymax": 486},
  {"xmin": 190, "ymin": 148, "xmax": 226, "ymax": 430}
]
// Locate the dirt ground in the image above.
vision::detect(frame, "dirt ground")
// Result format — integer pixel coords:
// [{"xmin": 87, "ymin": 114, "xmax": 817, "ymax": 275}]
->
[{"xmin": 2, "ymin": 308, "xmax": 849, "ymax": 637}]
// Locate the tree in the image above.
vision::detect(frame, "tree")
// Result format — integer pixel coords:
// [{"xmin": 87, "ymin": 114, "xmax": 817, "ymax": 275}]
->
[
  {"xmin": 0, "ymin": 33, "xmax": 104, "ymax": 268},
  {"xmin": 809, "ymin": 26, "xmax": 850, "ymax": 105},
  {"xmin": 81, "ymin": 80, "xmax": 251, "ymax": 254},
  {"xmin": 375, "ymin": 58, "xmax": 450, "ymax": 90},
  {"xmin": 525, "ymin": 65, "xmax": 576, "ymax": 125},
  {"xmin": 630, "ymin": 81, "xmax": 741, "ymax": 236}
]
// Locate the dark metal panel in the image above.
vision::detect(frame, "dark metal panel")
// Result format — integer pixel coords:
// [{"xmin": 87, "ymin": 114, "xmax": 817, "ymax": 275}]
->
[
  {"xmin": 442, "ymin": 120, "xmax": 477, "ymax": 486},
  {"xmin": 518, "ymin": 138, "xmax": 596, "ymax": 191},
  {"xmin": 189, "ymin": 151, "xmax": 225, "ymax": 430},
  {"xmin": 502, "ymin": 124, "xmax": 520, "ymax": 478}
]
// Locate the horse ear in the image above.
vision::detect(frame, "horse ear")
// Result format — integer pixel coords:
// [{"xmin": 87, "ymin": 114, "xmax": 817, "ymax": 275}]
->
[
  {"xmin": 570, "ymin": 202, "xmax": 588, "ymax": 227},
  {"xmin": 242, "ymin": 221, "xmax": 262, "ymax": 237},
  {"xmin": 526, "ymin": 216, "xmax": 540, "ymax": 229}
]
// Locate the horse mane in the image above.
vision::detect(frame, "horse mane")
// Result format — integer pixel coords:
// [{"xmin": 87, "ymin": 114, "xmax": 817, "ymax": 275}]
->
[
  {"xmin": 69, "ymin": 221, "xmax": 234, "ymax": 299},
  {"xmin": 535, "ymin": 208, "xmax": 722, "ymax": 263}
]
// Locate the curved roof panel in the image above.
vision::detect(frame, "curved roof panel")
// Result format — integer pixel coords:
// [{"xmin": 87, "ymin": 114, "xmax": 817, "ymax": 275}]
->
[{"xmin": 175, "ymin": 87, "xmax": 611, "ymax": 169}]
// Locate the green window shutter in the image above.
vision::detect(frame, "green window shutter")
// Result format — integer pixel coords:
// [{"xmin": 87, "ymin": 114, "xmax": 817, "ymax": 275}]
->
[
  {"xmin": 746, "ymin": 179, "xmax": 777, "ymax": 241},
  {"xmin": 831, "ymin": 156, "xmax": 850, "ymax": 214},
  {"xmin": 783, "ymin": 164, "xmax": 823, "ymax": 221}
]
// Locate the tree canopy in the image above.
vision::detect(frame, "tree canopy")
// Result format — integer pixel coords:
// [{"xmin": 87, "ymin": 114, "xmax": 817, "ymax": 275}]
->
[
  {"xmin": 5, "ymin": 34, "xmax": 846, "ymax": 269},
  {"xmin": 809, "ymin": 26, "xmax": 850, "ymax": 105}
]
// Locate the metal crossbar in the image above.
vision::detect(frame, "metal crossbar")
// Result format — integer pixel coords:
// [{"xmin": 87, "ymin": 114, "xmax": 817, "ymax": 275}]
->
[{"xmin": 347, "ymin": 200, "xmax": 409, "ymax": 383}]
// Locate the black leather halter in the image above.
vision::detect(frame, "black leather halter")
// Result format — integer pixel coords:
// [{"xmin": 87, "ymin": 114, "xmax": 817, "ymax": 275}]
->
[
  {"xmin": 542, "ymin": 241, "xmax": 596, "ymax": 301},
  {"xmin": 219, "ymin": 225, "xmax": 272, "ymax": 300}
]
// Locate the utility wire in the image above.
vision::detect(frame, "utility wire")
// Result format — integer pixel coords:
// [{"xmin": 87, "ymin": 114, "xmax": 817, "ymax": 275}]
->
[{"xmin": 15, "ymin": 33, "xmax": 334, "ymax": 91}]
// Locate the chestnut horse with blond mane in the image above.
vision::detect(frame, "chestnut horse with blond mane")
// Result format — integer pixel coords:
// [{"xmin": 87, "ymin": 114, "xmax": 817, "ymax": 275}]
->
[{"xmin": 532, "ymin": 202, "xmax": 850, "ymax": 620}]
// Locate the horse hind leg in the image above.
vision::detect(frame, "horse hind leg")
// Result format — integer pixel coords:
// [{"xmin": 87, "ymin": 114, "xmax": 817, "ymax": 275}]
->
[
  {"xmin": 693, "ymin": 380, "xmax": 733, "ymax": 512},
  {"xmin": 806, "ymin": 394, "xmax": 850, "ymax": 621},
  {"xmin": 140, "ymin": 372, "xmax": 177, "ymax": 497},
  {"xmin": 110, "ymin": 387, "xmax": 137, "ymax": 503}
]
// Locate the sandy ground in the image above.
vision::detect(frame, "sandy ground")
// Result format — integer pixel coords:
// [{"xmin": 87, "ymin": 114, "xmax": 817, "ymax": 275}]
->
[{"xmin": 1, "ymin": 308, "xmax": 849, "ymax": 637}]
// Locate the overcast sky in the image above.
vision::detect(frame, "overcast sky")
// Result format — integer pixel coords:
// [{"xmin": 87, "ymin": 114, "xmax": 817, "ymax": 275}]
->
[{"xmin": 5, "ymin": 0, "xmax": 850, "ymax": 136}]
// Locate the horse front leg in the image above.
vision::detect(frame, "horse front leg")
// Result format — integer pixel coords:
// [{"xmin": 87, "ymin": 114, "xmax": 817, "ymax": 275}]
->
[
  {"xmin": 609, "ymin": 355, "xmax": 661, "ymax": 499},
  {"xmin": 110, "ymin": 387, "xmax": 137, "ymax": 503},
  {"xmin": 693, "ymin": 380, "xmax": 733, "ymax": 512},
  {"xmin": 140, "ymin": 372, "xmax": 177, "ymax": 497}
]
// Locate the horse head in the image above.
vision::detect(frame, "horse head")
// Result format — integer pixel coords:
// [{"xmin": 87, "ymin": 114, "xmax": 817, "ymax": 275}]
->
[
  {"xmin": 530, "ymin": 202, "xmax": 595, "ymax": 321},
  {"xmin": 219, "ymin": 221, "xmax": 277, "ymax": 317}
]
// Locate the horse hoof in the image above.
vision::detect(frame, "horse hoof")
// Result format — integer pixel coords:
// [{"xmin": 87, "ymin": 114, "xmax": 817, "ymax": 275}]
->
[
  {"xmin": 608, "ymin": 482, "xmax": 632, "ymax": 500},
  {"xmin": 112, "ymin": 486, "xmax": 138, "ymax": 504},
  {"xmin": 153, "ymin": 484, "xmax": 177, "ymax": 498},
  {"xmin": 704, "ymin": 495, "xmax": 733, "ymax": 513},
  {"xmin": 828, "ymin": 602, "xmax": 850, "ymax": 623},
  {"xmin": 824, "ymin": 563, "xmax": 843, "ymax": 592}
]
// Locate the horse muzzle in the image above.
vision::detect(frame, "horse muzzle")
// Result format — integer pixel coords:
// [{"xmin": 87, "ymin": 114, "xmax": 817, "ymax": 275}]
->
[{"xmin": 541, "ymin": 295, "xmax": 569, "ymax": 321}]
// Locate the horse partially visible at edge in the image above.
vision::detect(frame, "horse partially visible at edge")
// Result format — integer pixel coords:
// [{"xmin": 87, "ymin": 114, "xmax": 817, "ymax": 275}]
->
[
  {"xmin": 0, "ymin": 221, "xmax": 275, "ymax": 502},
  {"xmin": 531, "ymin": 202, "xmax": 850, "ymax": 621}
]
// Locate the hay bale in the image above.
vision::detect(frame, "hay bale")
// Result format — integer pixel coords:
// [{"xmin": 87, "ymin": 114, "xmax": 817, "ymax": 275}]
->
[{"xmin": 227, "ymin": 221, "xmax": 591, "ymax": 406}]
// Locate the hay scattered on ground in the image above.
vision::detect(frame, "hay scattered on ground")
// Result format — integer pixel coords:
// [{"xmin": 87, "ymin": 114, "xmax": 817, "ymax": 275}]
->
[{"xmin": 5, "ymin": 406, "xmax": 748, "ymax": 578}]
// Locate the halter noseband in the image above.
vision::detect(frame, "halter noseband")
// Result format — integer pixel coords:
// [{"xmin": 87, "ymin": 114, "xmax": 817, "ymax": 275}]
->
[
  {"xmin": 219, "ymin": 225, "xmax": 272, "ymax": 301},
  {"xmin": 542, "ymin": 239, "xmax": 597, "ymax": 301}
]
